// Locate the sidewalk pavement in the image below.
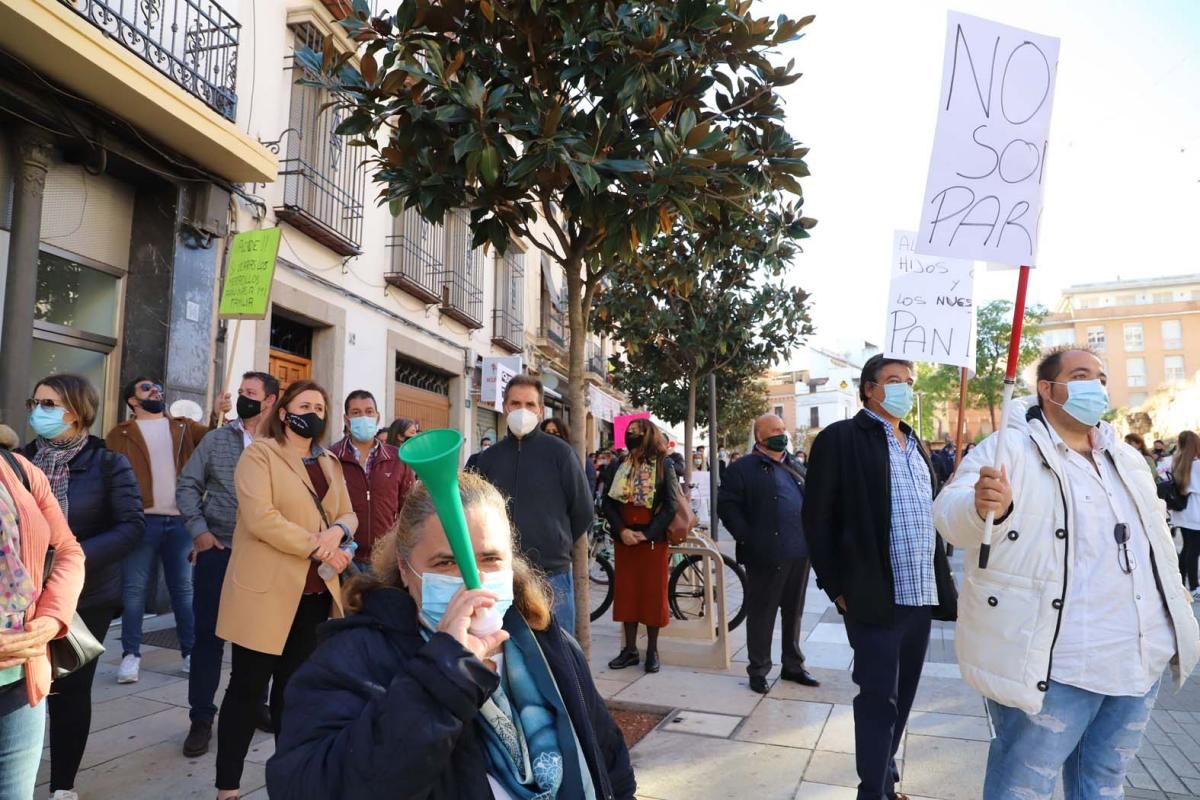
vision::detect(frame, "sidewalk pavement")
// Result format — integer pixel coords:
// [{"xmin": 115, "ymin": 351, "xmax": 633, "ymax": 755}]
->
[{"xmin": 36, "ymin": 549, "xmax": 1200, "ymax": 799}]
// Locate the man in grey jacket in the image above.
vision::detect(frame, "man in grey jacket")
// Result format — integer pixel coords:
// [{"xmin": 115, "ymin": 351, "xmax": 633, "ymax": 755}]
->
[{"xmin": 176, "ymin": 371, "xmax": 278, "ymax": 757}]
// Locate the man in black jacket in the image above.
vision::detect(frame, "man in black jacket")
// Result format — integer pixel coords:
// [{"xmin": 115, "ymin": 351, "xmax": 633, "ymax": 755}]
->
[
  {"xmin": 719, "ymin": 414, "xmax": 821, "ymax": 695},
  {"xmin": 803, "ymin": 355, "xmax": 956, "ymax": 800},
  {"xmin": 474, "ymin": 375, "xmax": 593, "ymax": 635}
]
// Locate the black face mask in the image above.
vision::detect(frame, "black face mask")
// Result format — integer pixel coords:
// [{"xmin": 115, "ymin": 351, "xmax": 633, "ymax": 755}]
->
[
  {"xmin": 626, "ymin": 433, "xmax": 644, "ymax": 449},
  {"xmin": 285, "ymin": 412, "xmax": 326, "ymax": 441},
  {"xmin": 236, "ymin": 395, "xmax": 262, "ymax": 420},
  {"xmin": 139, "ymin": 398, "xmax": 165, "ymax": 415}
]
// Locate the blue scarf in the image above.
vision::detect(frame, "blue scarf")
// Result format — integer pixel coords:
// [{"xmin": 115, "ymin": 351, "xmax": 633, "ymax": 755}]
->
[{"xmin": 477, "ymin": 614, "xmax": 590, "ymax": 800}]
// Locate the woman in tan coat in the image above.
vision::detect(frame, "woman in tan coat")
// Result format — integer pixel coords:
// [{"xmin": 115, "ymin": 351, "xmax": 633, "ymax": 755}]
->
[{"xmin": 214, "ymin": 379, "xmax": 356, "ymax": 799}]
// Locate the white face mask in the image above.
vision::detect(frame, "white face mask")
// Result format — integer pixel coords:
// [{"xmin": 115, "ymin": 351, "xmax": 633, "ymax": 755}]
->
[{"xmin": 506, "ymin": 408, "xmax": 540, "ymax": 439}]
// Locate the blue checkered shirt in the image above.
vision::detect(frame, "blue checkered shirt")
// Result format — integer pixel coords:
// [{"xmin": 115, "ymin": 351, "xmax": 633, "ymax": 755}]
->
[{"xmin": 864, "ymin": 409, "xmax": 939, "ymax": 607}]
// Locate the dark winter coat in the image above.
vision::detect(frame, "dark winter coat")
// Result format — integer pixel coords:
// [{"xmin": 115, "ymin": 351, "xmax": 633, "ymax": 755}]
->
[
  {"xmin": 21, "ymin": 436, "xmax": 144, "ymax": 610},
  {"xmin": 474, "ymin": 429, "xmax": 594, "ymax": 574},
  {"xmin": 717, "ymin": 449, "xmax": 806, "ymax": 569},
  {"xmin": 265, "ymin": 588, "xmax": 636, "ymax": 800},
  {"xmin": 802, "ymin": 411, "xmax": 957, "ymax": 626},
  {"xmin": 329, "ymin": 437, "xmax": 415, "ymax": 564},
  {"xmin": 601, "ymin": 457, "xmax": 678, "ymax": 544}
]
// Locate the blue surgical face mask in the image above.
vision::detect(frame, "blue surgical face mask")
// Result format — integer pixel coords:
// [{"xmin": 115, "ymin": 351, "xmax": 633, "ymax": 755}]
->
[
  {"xmin": 880, "ymin": 383, "xmax": 914, "ymax": 419},
  {"xmin": 29, "ymin": 405, "xmax": 70, "ymax": 439},
  {"xmin": 348, "ymin": 416, "xmax": 377, "ymax": 443},
  {"xmin": 409, "ymin": 565, "xmax": 515, "ymax": 632},
  {"xmin": 1049, "ymin": 379, "xmax": 1109, "ymax": 427}
]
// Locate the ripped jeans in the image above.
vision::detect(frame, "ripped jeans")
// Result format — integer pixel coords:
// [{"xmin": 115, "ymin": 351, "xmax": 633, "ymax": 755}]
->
[{"xmin": 984, "ymin": 679, "xmax": 1160, "ymax": 800}]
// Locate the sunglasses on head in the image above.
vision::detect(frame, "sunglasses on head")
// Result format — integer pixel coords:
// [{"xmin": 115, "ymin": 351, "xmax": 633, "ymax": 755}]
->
[
  {"xmin": 25, "ymin": 398, "xmax": 62, "ymax": 410},
  {"xmin": 138, "ymin": 382, "xmax": 163, "ymax": 393}
]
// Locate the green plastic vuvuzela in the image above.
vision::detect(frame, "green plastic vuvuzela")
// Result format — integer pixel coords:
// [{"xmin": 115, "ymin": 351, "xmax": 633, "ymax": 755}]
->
[{"xmin": 397, "ymin": 429, "xmax": 481, "ymax": 590}]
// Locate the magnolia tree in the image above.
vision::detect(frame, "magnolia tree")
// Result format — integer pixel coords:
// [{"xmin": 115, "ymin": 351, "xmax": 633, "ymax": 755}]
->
[
  {"xmin": 595, "ymin": 203, "xmax": 813, "ymax": 479},
  {"xmin": 302, "ymin": 0, "xmax": 815, "ymax": 647}
]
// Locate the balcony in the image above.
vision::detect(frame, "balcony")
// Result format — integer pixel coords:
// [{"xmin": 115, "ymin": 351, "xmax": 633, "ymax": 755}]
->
[
  {"xmin": 541, "ymin": 303, "xmax": 567, "ymax": 350},
  {"xmin": 439, "ymin": 267, "xmax": 483, "ymax": 329},
  {"xmin": 386, "ymin": 207, "xmax": 444, "ymax": 303},
  {"xmin": 60, "ymin": 0, "xmax": 240, "ymax": 121},
  {"xmin": 586, "ymin": 342, "xmax": 606, "ymax": 376},
  {"xmin": 274, "ymin": 23, "xmax": 365, "ymax": 256},
  {"xmin": 492, "ymin": 309, "xmax": 524, "ymax": 353}
]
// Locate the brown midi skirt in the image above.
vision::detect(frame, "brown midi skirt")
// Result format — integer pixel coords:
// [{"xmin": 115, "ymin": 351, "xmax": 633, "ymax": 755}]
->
[{"xmin": 612, "ymin": 539, "xmax": 670, "ymax": 628}]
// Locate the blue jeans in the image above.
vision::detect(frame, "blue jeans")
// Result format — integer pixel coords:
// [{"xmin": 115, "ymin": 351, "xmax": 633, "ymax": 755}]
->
[
  {"xmin": 0, "ymin": 688, "xmax": 46, "ymax": 800},
  {"xmin": 985, "ymin": 679, "xmax": 1160, "ymax": 800},
  {"xmin": 547, "ymin": 570, "xmax": 576, "ymax": 637},
  {"xmin": 122, "ymin": 514, "xmax": 195, "ymax": 658},
  {"xmin": 189, "ymin": 547, "xmax": 230, "ymax": 723}
]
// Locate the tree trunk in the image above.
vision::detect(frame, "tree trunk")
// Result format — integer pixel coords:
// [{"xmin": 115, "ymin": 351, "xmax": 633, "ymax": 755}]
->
[
  {"xmin": 684, "ymin": 375, "xmax": 697, "ymax": 485},
  {"xmin": 988, "ymin": 401, "xmax": 997, "ymax": 432},
  {"xmin": 563, "ymin": 257, "xmax": 591, "ymax": 656}
]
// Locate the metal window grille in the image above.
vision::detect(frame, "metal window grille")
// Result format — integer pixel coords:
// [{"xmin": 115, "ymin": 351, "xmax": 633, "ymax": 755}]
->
[
  {"xmin": 61, "ymin": 0, "xmax": 241, "ymax": 120},
  {"xmin": 395, "ymin": 354, "xmax": 450, "ymax": 395},
  {"xmin": 274, "ymin": 22, "xmax": 365, "ymax": 255},
  {"xmin": 586, "ymin": 339, "xmax": 605, "ymax": 375},
  {"xmin": 440, "ymin": 210, "xmax": 483, "ymax": 328},
  {"xmin": 492, "ymin": 245, "xmax": 525, "ymax": 351},
  {"xmin": 386, "ymin": 206, "xmax": 445, "ymax": 303}
]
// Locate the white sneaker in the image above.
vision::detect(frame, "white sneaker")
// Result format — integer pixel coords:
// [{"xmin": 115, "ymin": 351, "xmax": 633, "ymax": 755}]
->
[
  {"xmin": 181, "ymin": 654, "xmax": 191, "ymax": 675},
  {"xmin": 117, "ymin": 654, "xmax": 140, "ymax": 684},
  {"xmin": 51, "ymin": 790, "xmax": 79, "ymax": 800},
  {"xmin": 1191, "ymin": 587, "xmax": 1200, "ymax": 600}
]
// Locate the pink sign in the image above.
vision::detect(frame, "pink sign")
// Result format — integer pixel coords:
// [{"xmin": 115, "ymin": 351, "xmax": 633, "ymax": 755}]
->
[{"xmin": 613, "ymin": 412, "xmax": 651, "ymax": 450}]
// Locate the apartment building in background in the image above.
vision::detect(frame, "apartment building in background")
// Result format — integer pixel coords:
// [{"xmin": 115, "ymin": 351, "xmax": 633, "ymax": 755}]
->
[
  {"xmin": 765, "ymin": 342, "xmax": 879, "ymax": 451},
  {"xmin": 0, "ymin": 0, "xmax": 627, "ymax": 455},
  {"xmin": 1038, "ymin": 274, "xmax": 1200, "ymax": 410}
]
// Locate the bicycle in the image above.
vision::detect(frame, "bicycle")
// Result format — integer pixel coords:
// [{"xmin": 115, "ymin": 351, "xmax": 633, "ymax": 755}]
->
[
  {"xmin": 667, "ymin": 536, "xmax": 748, "ymax": 631},
  {"xmin": 588, "ymin": 516, "xmax": 614, "ymax": 622}
]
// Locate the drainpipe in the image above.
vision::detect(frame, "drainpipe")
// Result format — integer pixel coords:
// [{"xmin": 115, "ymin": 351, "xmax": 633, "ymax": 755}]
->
[{"xmin": 0, "ymin": 128, "xmax": 52, "ymax": 435}]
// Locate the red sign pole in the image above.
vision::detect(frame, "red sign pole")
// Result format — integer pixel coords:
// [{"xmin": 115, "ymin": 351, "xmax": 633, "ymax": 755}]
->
[{"xmin": 978, "ymin": 265, "xmax": 1032, "ymax": 569}]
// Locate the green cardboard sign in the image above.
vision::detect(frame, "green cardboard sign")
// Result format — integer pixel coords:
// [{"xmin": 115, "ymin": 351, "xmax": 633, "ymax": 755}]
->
[{"xmin": 218, "ymin": 228, "xmax": 282, "ymax": 319}]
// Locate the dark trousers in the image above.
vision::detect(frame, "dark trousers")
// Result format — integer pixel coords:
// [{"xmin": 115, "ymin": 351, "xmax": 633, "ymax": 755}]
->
[
  {"xmin": 215, "ymin": 593, "xmax": 330, "ymax": 790},
  {"xmin": 47, "ymin": 605, "xmax": 115, "ymax": 791},
  {"xmin": 744, "ymin": 557, "xmax": 811, "ymax": 679},
  {"xmin": 844, "ymin": 605, "xmax": 932, "ymax": 800},
  {"xmin": 1179, "ymin": 528, "xmax": 1200, "ymax": 590},
  {"xmin": 190, "ymin": 547, "xmax": 231, "ymax": 724}
]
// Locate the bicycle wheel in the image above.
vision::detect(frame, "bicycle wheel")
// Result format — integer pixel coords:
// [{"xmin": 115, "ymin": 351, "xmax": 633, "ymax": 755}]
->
[
  {"xmin": 668, "ymin": 554, "xmax": 748, "ymax": 631},
  {"xmin": 589, "ymin": 554, "xmax": 614, "ymax": 621},
  {"xmin": 588, "ymin": 547, "xmax": 612, "ymax": 587}
]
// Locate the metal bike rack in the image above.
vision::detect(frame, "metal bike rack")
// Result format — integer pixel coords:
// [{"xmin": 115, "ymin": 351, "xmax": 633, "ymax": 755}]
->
[{"xmin": 655, "ymin": 527, "xmax": 731, "ymax": 670}]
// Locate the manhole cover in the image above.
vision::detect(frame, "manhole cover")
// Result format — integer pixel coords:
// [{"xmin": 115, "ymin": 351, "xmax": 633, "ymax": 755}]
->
[{"xmin": 142, "ymin": 628, "xmax": 180, "ymax": 650}]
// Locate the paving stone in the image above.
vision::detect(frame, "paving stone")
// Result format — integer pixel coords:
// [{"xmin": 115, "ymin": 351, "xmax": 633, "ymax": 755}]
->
[
  {"xmin": 900, "ymin": 735, "xmax": 989, "ymax": 800},
  {"xmin": 807, "ymin": 623, "xmax": 850, "ymax": 645},
  {"xmin": 910, "ymin": 677, "xmax": 988, "ymax": 717},
  {"xmin": 89, "ymin": 664, "xmax": 182, "ymax": 705},
  {"xmin": 75, "ymin": 705, "xmax": 193, "ymax": 772},
  {"xmin": 799, "ymin": 642, "xmax": 855, "ymax": 670},
  {"xmin": 801, "ymin": 750, "xmax": 860, "ymax": 789},
  {"xmin": 614, "ymin": 669, "xmax": 764, "ymax": 716},
  {"xmin": 770, "ymin": 667, "xmax": 859, "ymax": 706},
  {"xmin": 593, "ymin": 677, "xmax": 630, "ymax": 698},
  {"xmin": 794, "ymin": 783, "xmax": 860, "ymax": 800},
  {"xmin": 1129, "ymin": 759, "xmax": 1164, "ymax": 790},
  {"xmin": 1142, "ymin": 757, "xmax": 1190, "ymax": 794},
  {"xmin": 660, "ymin": 710, "xmax": 744, "ymax": 739},
  {"xmin": 631, "ymin": 730, "xmax": 808, "ymax": 800},
  {"xmin": 816, "ymin": 704, "xmax": 858, "ymax": 754},
  {"xmin": 904, "ymin": 710, "xmax": 992, "ymax": 742},
  {"xmin": 1154, "ymin": 742, "xmax": 1200, "ymax": 779},
  {"xmin": 918, "ymin": 662, "xmax": 964, "ymax": 680},
  {"xmin": 736, "ymin": 699, "xmax": 831, "ymax": 750},
  {"xmin": 88, "ymin": 694, "xmax": 175, "ymax": 734}
]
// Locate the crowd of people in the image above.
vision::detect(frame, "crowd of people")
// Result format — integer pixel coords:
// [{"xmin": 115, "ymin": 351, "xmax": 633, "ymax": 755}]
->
[{"xmin": 0, "ymin": 348, "xmax": 1197, "ymax": 799}]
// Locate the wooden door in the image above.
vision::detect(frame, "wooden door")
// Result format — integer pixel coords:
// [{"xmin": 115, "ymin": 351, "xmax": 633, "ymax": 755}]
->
[
  {"xmin": 394, "ymin": 383, "xmax": 450, "ymax": 432},
  {"xmin": 269, "ymin": 349, "xmax": 312, "ymax": 391}
]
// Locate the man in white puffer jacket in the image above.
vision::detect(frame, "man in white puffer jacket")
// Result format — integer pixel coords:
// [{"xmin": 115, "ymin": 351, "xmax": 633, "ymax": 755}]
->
[{"xmin": 934, "ymin": 346, "xmax": 1199, "ymax": 800}]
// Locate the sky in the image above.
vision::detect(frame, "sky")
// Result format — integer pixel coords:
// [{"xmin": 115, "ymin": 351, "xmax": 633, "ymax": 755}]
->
[{"xmin": 757, "ymin": 0, "xmax": 1200, "ymax": 361}]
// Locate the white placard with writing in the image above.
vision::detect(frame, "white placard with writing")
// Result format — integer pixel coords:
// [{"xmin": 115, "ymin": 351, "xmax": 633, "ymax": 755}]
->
[
  {"xmin": 885, "ymin": 230, "xmax": 977, "ymax": 370},
  {"xmin": 917, "ymin": 11, "xmax": 1060, "ymax": 267},
  {"xmin": 481, "ymin": 356, "xmax": 523, "ymax": 404},
  {"xmin": 493, "ymin": 364, "xmax": 517, "ymax": 412}
]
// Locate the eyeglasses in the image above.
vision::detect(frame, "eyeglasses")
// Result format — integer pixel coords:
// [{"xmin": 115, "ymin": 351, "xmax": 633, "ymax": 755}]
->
[
  {"xmin": 25, "ymin": 398, "xmax": 62, "ymax": 410},
  {"xmin": 137, "ymin": 382, "xmax": 163, "ymax": 394},
  {"xmin": 1114, "ymin": 523, "xmax": 1135, "ymax": 574}
]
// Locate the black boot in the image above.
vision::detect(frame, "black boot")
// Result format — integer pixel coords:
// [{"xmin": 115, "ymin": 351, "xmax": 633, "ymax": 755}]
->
[
  {"xmin": 644, "ymin": 650, "xmax": 660, "ymax": 673},
  {"xmin": 608, "ymin": 648, "xmax": 639, "ymax": 669}
]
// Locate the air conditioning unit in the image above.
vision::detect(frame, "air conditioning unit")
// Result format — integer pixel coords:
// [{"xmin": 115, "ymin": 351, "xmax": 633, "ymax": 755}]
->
[{"xmin": 185, "ymin": 183, "xmax": 232, "ymax": 238}]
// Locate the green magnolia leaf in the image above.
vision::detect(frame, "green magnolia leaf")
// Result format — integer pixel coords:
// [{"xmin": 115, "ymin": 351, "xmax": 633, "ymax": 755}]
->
[
  {"xmin": 480, "ymin": 144, "xmax": 501, "ymax": 187},
  {"xmin": 335, "ymin": 115, "xmax": 372, "ymax": 135},
  {"xmin": 453, "ymin": 130, "xmax": 484, "ymax": 162}
]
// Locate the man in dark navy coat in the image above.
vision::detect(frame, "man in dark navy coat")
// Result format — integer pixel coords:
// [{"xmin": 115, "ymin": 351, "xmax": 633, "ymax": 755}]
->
[{"xmin": 718, "ymin": 413, "xmax": 820, "ymax": 695}]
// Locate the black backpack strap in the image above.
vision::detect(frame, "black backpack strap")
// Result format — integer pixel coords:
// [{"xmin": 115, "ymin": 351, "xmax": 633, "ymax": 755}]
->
[{"xmin": 0, "ymin": 448, "xmax": 29, "ymax": 493}]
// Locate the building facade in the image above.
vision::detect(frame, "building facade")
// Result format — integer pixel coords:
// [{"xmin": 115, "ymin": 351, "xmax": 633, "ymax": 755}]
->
[
  {"xmin": 1038, "ymin": 274, "xmax": 1200, "ymax": 410},
  {"xmin": 0, "ymin": 0, "xmax": 626, "ymax": 456},
  {"xmin": 764, "ymin": 342, "xmax": 878, "ymax": 452}
]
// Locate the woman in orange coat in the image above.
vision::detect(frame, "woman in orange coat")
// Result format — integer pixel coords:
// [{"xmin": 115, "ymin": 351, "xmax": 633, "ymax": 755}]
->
[{"xmin": 0, "ymin": 450, "xmax": 85, "ymax": 798}]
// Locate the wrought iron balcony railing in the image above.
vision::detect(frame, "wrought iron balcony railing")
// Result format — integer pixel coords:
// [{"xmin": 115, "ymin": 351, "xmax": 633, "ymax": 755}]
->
[
  {"xmin": 541, "ymin": 303, "xmax": 567, "ymax": 350},
  {"xmin": 492, "ymin": 309, "xmax": 524, "ymax": 352},
  {"xmin": 62, "ymin": 0, "xmax": 241, "ymax": 121},
  {"xmin": 439, "ymin": 267, "xmax": 483, "ymax": 329}
]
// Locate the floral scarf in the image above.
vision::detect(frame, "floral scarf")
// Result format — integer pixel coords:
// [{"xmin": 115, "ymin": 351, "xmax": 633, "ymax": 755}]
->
[
  {"xmin": 607, "ymin": 459, "xmax": 657, "ymax": 509},
  {"xmin": 31, "ymin": 434, "xmax": 88, "ymax": 517},
  {"xmin": 0, "ymin": 476, "xmax": 35, "ymax": 634}
]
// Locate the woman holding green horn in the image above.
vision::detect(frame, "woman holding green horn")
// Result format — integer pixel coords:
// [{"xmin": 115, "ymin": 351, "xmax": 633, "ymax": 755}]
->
[{"xmin": 266, "ymin": 431, "xmax": 636, "ymax": 800}]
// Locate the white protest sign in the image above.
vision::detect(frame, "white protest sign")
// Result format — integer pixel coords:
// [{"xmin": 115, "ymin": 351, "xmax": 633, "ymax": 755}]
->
[
  {"xmin": 493, "ymin": 364, "xmax": 517, "ymax": 412},
  {"xmin": 917, "ymin": 12, "xmax": 1060, "ymax": 267},
  {"xmin": 885, "ymin": 230, "xmax": 977, "ymax": 370},
  {"xmin": 481, "ymin": 356, "xmax": 523, "ymax": 404}
]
